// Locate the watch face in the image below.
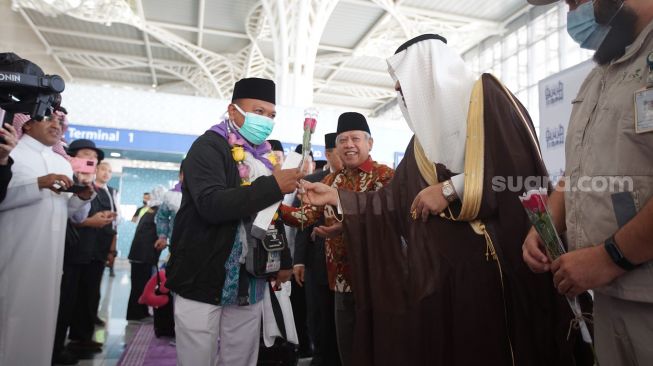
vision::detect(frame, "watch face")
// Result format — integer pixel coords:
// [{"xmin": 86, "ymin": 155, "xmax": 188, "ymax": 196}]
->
[{"xmin": 443, "ymin": 184, "xmax": 454, "ymax": 197}]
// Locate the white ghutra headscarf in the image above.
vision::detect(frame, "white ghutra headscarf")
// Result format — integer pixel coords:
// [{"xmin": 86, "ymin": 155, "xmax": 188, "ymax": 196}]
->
[{"xmin": 387, "ymin": 35, "xmax": 477, "ymax": 174}]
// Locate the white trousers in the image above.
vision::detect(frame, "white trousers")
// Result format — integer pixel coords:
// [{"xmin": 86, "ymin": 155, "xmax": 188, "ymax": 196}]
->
[{"xmin": 174, "ymin": 294, "xmax": 262, "ymax": 366}]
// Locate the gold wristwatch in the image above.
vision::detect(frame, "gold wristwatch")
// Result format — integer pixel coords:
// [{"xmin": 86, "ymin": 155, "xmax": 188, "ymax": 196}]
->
[{"xmin": 441, "ymin": 180, "xmax": 457, "ymax": 203}]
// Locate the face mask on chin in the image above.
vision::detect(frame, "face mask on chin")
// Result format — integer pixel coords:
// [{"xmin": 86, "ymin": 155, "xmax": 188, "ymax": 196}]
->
[
  {"xmin": 567, "ymin": 1, "xmax": 612, "ymax": 50},
  {"xmin": 232, "ymin": 104, "xmax": 275, "ymax": 146}
]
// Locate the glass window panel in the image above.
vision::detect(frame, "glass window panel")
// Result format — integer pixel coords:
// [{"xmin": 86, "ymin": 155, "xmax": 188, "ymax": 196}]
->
[
  {"xmin": 503, "ymin": 33, "xmax": 518, "ymax": 56},
  {"xmin": 504, "ymin": 55, "xmax": 518, "ymax": 91},
  {"xmin": 517, "ymin": 26, "xmax": 528, "ymax": 47},
  {"xmin": 532, "ymin": 16, "xmax": 547, "ymax": 41},
  {"xmin": 461, "ymin": 2, "xmax": 594, "ymax": 134}
]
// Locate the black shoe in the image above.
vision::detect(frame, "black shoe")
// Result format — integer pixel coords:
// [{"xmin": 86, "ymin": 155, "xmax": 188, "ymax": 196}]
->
[
  {"xmin": 67, "ymin": 340, "xmax": 103, "ymax": 353},
  {"xmin": 52, "ymin": 349, "xmax": 79, "ymax": 365},
  {"xmin": 94, "ymin": 316, "xmax": 106, "ymax": 326},
  {"xmin": 299, "ymin": 348, "xmax": 314, "ymax": 358}
]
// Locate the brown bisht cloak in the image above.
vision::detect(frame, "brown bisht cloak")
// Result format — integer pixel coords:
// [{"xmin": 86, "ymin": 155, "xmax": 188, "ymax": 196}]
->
[{"xmin": 339, "ymin": 74, "xmax": 590, "ymax": 366}]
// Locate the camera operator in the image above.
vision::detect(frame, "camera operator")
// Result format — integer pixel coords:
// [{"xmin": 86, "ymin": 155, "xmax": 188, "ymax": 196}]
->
[
  {"xmin": 0, "ymin": 111, "xmax": 94, "ymax": 366},
  {"xmin": 0, "ymin": 121, "xmax": 18, "ymax": 202}
]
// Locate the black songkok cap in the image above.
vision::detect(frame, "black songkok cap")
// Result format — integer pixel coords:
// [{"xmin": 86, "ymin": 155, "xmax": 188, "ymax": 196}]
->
[
  {"xmin": 324, "ymin": 133, "xmax": 337, "ymax": 149},
  {"xmin": 336, "ymin": 112, "xmax": 370, "ymax": 135},
  {"xmin": 315, "ymin": 160, "xmax": 327, "ymax": 170},
  {"xmin": 394, "ymin": 34, "xmax": 447, "ymax": 54},
  {"xmin": 231, "ymin": 77, "xmax": 276, "ymax": 104},
  {"xmin": 267, "ymin": 139, "xmax": 284, "ymax": 152}
]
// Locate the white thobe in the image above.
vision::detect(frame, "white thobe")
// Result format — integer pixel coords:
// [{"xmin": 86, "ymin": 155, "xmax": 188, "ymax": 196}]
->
[{"xmin": 0, "ymin": 135, "xmax": 89, "ymax": 366}]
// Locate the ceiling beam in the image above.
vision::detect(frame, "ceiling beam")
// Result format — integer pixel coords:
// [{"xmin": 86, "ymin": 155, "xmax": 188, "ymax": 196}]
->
[
  {"xmin": 149, "ymin": 21, "xmax": 354, "ymax": 53},
  {"xmin": 135, "ymin": 0, "xmax": 158, "ymax": 87},
  {"xmin": 314, "ymin": 3, "xmax": 398, "ymax": 96},
  {"xmin": 51, "ymin": 46, "xmax": 195, "ymax": 66},
  {"xmin": 66, "ymin": 64, "xmax": 178, "ymax": 79},
  {"xmin": 370, "ymin": 96, "xmax": 397, "ymax": 117},
  {"xmin": 18, "ymin": 8, "xmax": 73, "ymax": 80},
  {"xmin": 37, "ymin": 25, "xmax": 193, "ymax": 51},
  {"xmin": 72, "ymin": 77, "xmax": 155, "ymax": 90},
  {"xmin": 37, "ymin": 26, "xmax": 146, "ymax": 46},
  {"xmin": 313, "ymin": 99, "xmax": 377, "ymax": 113},
  {"xmin": 316, "ymin": 80, "xmax": 393, "ymax": 93},
  {"xmin": 150, "ymin": 21, "xmax": 249, "ymax": 39},
  {"xmin": 197, "ymin": 0, "xmax": 206, "ymax": 47},
  {"xmin": 340, "ymin": 0, "xmax": 501, "ymax": 27},
  {"xmin": 315, "ymin": 91, "xmax": 388, "ymax": 102},
  {"xmin": 315, "ymin": 63, "xmax": 389, "ymax": 78}
]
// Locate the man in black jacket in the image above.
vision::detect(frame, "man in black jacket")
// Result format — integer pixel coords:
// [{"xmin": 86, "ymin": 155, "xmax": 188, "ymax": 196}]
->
[
  {"xmin": 0, "ymin": 122, "xmax": 17, "ymax": 203},
  {"xmin": 166, "ymin": 77, "xmax": 302, "ymax": 366},
  {"xmin": 293, "ymin": 133, "xmax": 343, "ymax": 366}
]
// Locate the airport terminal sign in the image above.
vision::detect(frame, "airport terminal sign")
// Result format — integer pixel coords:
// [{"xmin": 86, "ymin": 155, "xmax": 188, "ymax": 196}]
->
[
  {"xmin": 66, "ymin": 124, "xmax": 197, "ymax": 154},
  {"xmin": 66, "ymin": 124, "xmax": 325, "ymax": 158}
]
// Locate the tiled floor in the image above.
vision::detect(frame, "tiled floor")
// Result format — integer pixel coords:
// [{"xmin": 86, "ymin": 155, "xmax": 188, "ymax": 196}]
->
[{"xmin": 72, "ymin": 260, "xmax": 312, "ymax": 366}]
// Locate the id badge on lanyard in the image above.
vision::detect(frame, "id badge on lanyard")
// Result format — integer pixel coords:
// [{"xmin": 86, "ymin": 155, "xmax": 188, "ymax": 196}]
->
[{"xmin": 633, "ymin": 52, "xmax": 653, "ymax": 134}]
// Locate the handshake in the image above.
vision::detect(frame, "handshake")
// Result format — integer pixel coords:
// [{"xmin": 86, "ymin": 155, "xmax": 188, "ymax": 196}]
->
[{"xmin": 271, "ymin": 166, "xmax": 339, "ymax": 207}]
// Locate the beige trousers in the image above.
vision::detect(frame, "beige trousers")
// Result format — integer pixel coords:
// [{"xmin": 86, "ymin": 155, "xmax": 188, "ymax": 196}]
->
[
  {"xmin": 174, "ymin": 294, "xmax": 263, "ymax": 366},
  {"xmin": 594, "ymin": 292, "xmax": 653, "ymax": 366}
]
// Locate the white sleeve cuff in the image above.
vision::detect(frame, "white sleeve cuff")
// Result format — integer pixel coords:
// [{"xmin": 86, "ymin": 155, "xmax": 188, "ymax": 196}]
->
[{"xmin": 451, "ymin": 174, "xmax": 465, "ymax": 201}]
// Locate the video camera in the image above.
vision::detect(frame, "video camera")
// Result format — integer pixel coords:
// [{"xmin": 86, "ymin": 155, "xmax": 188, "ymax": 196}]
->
[{"xmin": 0, "ymin": 52, "xmax": 65, "ymax": 143}]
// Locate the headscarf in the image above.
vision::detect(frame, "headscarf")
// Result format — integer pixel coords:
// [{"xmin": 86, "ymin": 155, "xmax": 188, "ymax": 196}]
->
[
  {"xmin": 51, "ymin": 110, "xmax": 70, "ymax": 160},
  {"xmin": 11, "ymin": 113, "xmax": 30, "ymax": 140},
  {"xmin": 387, "ymin": 36, "xmax": 477, "ymax": 174},
  {"xmin": 147, "ymin": 185, "xmax": 167, "ymax": 208},
  {"xmin": 13, "ymin": 111, "xmax": 71, "ymax": 160}
]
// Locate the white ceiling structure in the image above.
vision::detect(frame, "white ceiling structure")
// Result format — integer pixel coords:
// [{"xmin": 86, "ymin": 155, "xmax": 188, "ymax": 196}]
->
[{"xmin": 4, "ymin": 0, "xmax": 530, "ymax": 114}]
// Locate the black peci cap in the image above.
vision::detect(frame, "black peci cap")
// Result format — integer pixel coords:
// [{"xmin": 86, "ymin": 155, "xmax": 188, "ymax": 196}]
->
[{"xmin": 231, "ymin": 77, "xmax": 276, "ymax": 104}]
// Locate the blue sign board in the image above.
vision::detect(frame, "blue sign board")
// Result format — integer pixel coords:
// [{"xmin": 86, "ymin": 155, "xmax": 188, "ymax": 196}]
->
[
  {"xmin": 66, "ymin": 124, "xmax": 196, "ymax": 154},
  {"xmin": 66, "ymin": 124, "xmax": 325, "ymax": 159}
]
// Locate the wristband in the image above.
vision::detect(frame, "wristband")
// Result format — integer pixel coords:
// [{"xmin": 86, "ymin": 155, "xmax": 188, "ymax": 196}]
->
[{"xmin": 604, "ymin": 235, "xmax": 638, "ymax": 271}]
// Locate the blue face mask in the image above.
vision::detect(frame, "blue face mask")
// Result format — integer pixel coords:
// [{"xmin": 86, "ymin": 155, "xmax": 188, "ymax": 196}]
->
[
  {"xmin": 232, "ymin": 104, "xmax": 275, "ymax": 145},
  {"xmin": 567, "ymin": 1, "xmax": 611, "ymax": 50}
]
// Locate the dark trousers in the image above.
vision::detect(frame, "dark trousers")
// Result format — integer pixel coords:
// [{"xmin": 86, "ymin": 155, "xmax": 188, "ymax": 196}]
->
[
  {"xmin": 290, "ymin": 277, "xmax": 311, "ymax": 355},
  {"xmin": 334, "ymin": 292, "xmax": 355, "ymax": 366},
  {"xmin": 126, "ymin": 262, "xmax": 152, "ymax": 320},
  {"xmin": 68, "ymin": 261, "xmax": 104, "ymax": 341},
  {"xmin": 305, "ymin": 268, "xmax": 341, "ymax": 366},
  {"xmin": 69, "ymin": 261, "xmax": 105, "ymax": 341},
  {"xmin": 53, "ymin": 263, "xmax": 82, "ymax": 356},
  {"xmin": 93, "ymin": 262, "xmax": 106, "ymax": 319}
]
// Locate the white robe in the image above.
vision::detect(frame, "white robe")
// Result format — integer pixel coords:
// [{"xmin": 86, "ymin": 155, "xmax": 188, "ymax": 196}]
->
[{"xmin": 0, "ymin": 135, "xmax": 89, "ymax": 366}]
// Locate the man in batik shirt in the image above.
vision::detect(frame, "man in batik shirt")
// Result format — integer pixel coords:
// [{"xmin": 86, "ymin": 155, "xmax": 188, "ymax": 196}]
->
[{"xmin": 280, "ymin": 112, "xmax": 393, "ymax": 366}]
